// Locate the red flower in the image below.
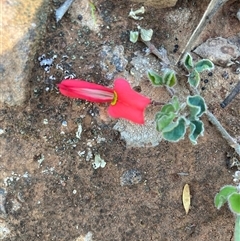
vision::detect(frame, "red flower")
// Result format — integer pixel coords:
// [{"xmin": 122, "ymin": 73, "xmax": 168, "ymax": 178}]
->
[{"xmin": 58, "ymin": 78, "xmax": 151, "ymax": 124}]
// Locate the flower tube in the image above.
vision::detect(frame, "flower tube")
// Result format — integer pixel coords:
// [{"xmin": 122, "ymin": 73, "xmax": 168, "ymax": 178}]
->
[{"xmin": 58, "ymin": 78, "xmax": 151, "ymax": 124}]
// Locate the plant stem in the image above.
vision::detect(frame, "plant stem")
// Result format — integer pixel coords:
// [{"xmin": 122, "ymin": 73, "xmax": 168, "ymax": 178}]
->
[
  {"xmin": 220, "ymin": 81, "xmax": 240, "ymax": 108},
  {"xmin": 141, "ymin": 40, "xmax": 240, "ymax": 156},
  {"xmin": 176, "ymin": 0, "xmax": 228, "ymax": 64},
  {"xmin": 192, "ymin": 87, "xmax": 240, "ymax": 157},
  {"xmin": 234, "ymin": 215, "xmax": 240, "ymax": 241},
  {"xmin": 141, "ymin": 40, "xmax": 171, "ymax": 69},
  {"xmin": 206, "ymin": 110, "xmax": 240, "ymax": 157}
]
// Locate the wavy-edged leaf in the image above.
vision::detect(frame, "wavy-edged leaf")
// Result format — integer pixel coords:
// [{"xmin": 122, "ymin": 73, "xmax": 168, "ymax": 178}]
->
[
  {"xmin": 184, "ymin": 53, "xmax": 194, "ymax": 70},
  {"xmin": 163, "ymin": 70, "xmax": 177, "ymax": 87},
  {"xmin": 162, "ymin": 117, "xmax": 186, "ymax": 142},
  {"xmin": 195, "ymin": 59, "xmax": 214, "ymax": 73},
  {"xmin": 155, "ymin": 96, "xmax": 180, "ymax": 119},
  {"xmin": 189, "ymin": 120, "xmax": 204, "ymax": 145},
  {"xmin": 188, "ymin": 69, "xmax": 200, "ymax": 88},
  {"xmin": 140, "ymin": 28, "xmax": 153, "ymax": 41},
  {"xmin": 156, "ymin": 112, "xmax": 176, "ymax": 132},
  {"xmin": 171, "ymin": 96, "xmax": 180, "ymax": 112},
  {"xmin": 187, "ymin": 95, "xmax": 207, "ymax": 119},
  {"xmin": 228, "ymin": 193, "xmax": 240, "ymax": 215},
  {"xmin": 214, "ymin": 185, "xmax": 237, "ymax": 209},
  {"xmin": 130, "ymin": 31, "xmax": 139, "ymax": 43},
  {"xmin": 147, "ymin": 70, "xmax": 163, "ymax": 86},
  {"xmin": 156, "ymin": 104, "xmax": 175, "ymax": 119}
]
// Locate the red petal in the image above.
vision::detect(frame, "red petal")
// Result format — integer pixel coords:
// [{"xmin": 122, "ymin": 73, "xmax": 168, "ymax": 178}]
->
[
  {"xmin": 108, "ymin": 78, "xmax": 151, "ymax": 124},
  {"xmin": 58, "ymin": 79, "xmax": 114, "ymax": 102}
]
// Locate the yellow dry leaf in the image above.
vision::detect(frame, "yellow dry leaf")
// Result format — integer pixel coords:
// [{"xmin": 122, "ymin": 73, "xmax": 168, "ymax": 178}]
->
[{"xmin": 182, "ymin": 184, "xmax": 190, "ymax": 214}]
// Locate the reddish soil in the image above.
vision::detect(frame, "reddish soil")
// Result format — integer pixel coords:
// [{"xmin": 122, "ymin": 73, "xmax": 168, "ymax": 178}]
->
[{"xmin": 1, "ymin": 0, "xmax": 240, "ymax": 240}]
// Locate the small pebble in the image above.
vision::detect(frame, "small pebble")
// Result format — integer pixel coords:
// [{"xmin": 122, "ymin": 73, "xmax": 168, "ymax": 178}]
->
[
  {"xmin": 73, "ymin": 190, "xmax": 77, "ymax": 194},
  {"xmin": 120, "ymin": 169, "xmax": 142, "ymax": 186},
  {"xmin": 237, "ymin": 9, "xmax": 240, "ymax": 21},
  {"xmin": 0, "ymin": 188, "xmax": 7, "ymax": 219},
  {"xmin": 222, "ymin": 71, "xmax": 229, "ymax": 79},
  {"xmin": 173, "ymin": 44, "xmax": 179, "ymax": 53},
  {"xmin": 43, "ymin": 119, "xmax": 48, "ymax": 125},
  {"xmin": 204, "ymin": 79, "xmax": 209, "ymax": 83},
  {"xmin": 62, "ymin": 120, "xmax": 67, "ymax": 126},
  {"xmin": 208, "ymin": 72, "xmax": 213, "ymax": 76}
]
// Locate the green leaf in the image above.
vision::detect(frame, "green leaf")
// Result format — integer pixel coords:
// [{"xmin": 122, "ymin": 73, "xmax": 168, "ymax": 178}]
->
[
  {"xmin": 188, "ymin": 69, "xmax": 200, "ymax": 88},
  {"xmin": 130, "ymin": 31, "xmax": 139, "ymax": 43},
  {"xmin": 156, "ymin": 112, "xmax": 176, "ymax": 132},
  {"xmin": 163, "ymin": 70, "xmax": 177, "ymax": 87},
  {"xmin": 195, "ymin": 59, "xmax": 214, "ymax": 73},
  {"xmin": 184, "ymin": 53, "xmax": 194, "ymax": 70},
  {"xmin": 171, "ymin": 96, "xmax": 180, "ymax": 112},
  {"xmin": 147, "ymin": 70, "xmax": 163, "ymax": 86},
  {"xmin": 89, "ymin": 2, "xmax": 97, "ymax": 24},
  {"xmin": 189, "ymin": 120, "xmax": 204, "ymax": 145},
  {"xmin": 214, "ymin": 185, "xmax": 238, "ymax": 209},
  {"xmin": 187, "ymin": 95, "xmax": 207, "ymax": 119},
  {"xmin": 156, "ymin": 104, "xmax": 175, "ymax": 118},
  {"xmin": 140, "ymin": 28, "xmax": 153, "ymax": 42},
  {"xmin": 228, "ymin": 193, "xmax": 240, "ymax": 215},
  {"xmin": 155, "ymin": 96, "xmax": 182, "ymax": 132},
  {"xmin": 162, "ymin": 117, "xmax": 186, "ymax": 142},
  {"xmin": 155, "ymin": 96, "xmax": 180, "ymax": 120}
]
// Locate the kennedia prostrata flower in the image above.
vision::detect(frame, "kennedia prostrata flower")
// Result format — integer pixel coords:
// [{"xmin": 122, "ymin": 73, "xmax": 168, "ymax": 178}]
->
[{"xmin": 58, "ymin": 78, "xmax": 151, "ymax": 124}]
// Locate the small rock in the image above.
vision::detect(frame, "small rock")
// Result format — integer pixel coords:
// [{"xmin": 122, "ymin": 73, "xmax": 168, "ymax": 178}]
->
[
  {"xmin": 120, "ymin": 169, "xmax": 142, "ymax": 186},
  {"xmin": 222, "ymin": 71, "xmax": 229, "ymax": 79},
  {"xmin": 237, "ymin": 9, "xmax": 240, "ymax": 21},
  {"xmin": 100, "ymin": 45, "xmax": 128, "ymax": 80},
  {"xmin": 194, "ymin": 37, "xmax": 240, "ymax": 67},
  {"xmin": 73, "ymin": 190, "xmax": 77, "ymax": 194},
  {"xmin": 76, "ymin": 123, "xmax": 82, "ymax": 139},
  {"xmin": 0, "ymin": 219, "xmax": 11, "ymax": 239},
  {"xmin": 0, "ymin": 0, "xmax": 50, "ymax": 107},
  {"xmin": 0, "ymin": 188, "xmax": 7, "ymax": 219}
]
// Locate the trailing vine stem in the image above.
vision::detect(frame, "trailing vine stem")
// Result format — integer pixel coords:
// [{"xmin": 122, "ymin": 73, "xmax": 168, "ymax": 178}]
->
[
  {"xmin": 234, "ymin": 215, "xmax": 240, "ymax": 241},
  {"xmin": 142, "ymin": 40, "xmax": 240, "ymax": 157},
  {"xmin": 193, "ymin": 88, "xmax": 240, "ymax": 157},
  {"xmin": 205, "ymin": 110, "xmax": 240, "ymax": 156}
]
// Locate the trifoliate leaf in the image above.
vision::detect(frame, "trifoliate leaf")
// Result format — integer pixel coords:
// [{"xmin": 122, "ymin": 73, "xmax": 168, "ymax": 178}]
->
[
  {"xmin": 184, "ymin": 53, "xmax": 194, "ymax": 70},
  {"xmin": 162, "ymin": 117, "xmax": 186, "ymax": 142},
  {"xmin": 140, "ymin": 28, "xmax": 153, "ymax": 41},
  {"xmin": 195, "ymin": 59, "xmax": 214, "ymax": 73},
  {"xmin": 187, "ymin": 95, "xmax": 207, "ymax": 119},
  {"xmin": 228, "ymin": 193, "xmax": 240, "ymax": 215},
  {"xmin": 214, "ymin": 185, "xmax": 237, "ymax": 209},
  {"xmin": 188, "ymin": 69, "xmax": 200, "ymax": 88},
  {"xmin": 156, "ymin": 112, "xmax": 176, "ymax": 132},
  {"xmin": 147, "ymin": 70, "xmax": 163, "ymax": 86},
  {"xmin": 182, "ymin": 184, "xmax": 190, "ymax": 214},
  {"xmin": 130, "ymin": 31, "xmax": 139, "ymax": 43},
  {"xmin": 189, "ymin": 120, "xmax": 204, "ymax": 145},
  {"xmin": 163, "ymin": 70, "xmax": 177, "ymax": 87}
]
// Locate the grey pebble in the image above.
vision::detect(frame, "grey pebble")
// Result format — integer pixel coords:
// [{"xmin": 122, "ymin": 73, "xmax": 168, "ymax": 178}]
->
[
  {"xmin": 0, "ymin": 188, "xmax": 7, "ymax": 219},
  {"xmin": 120, "ymin": 169, "xmax": 142, "ymax": 186}
]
